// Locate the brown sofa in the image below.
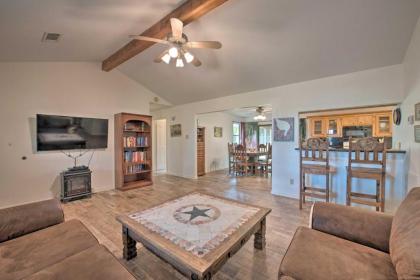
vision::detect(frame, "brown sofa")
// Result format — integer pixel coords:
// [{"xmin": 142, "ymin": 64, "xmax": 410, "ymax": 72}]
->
[
  {"xmin": 279, "ymin": 187, "xmax": 420, "ymax": 280},
  {"xmin": 0, "ymin": 199, "xmax": 136, "ymax": 280}
]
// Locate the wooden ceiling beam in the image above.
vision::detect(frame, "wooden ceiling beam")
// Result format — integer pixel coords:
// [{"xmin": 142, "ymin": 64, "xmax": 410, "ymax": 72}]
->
[{"xmin": 102, "ymin": 0, "xmax": 229, "ymax": 72}]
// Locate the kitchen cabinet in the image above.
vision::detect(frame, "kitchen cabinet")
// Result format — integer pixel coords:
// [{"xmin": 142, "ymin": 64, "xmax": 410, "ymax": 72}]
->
[
  {"xmin": 307, "ymin": 111, "xmax": 393, "ymax": 139},
  {"xmin": 326, "ymin": 118, "xmax": 341, "ymax": 137},
  {"xmin": 310, "ymin": 118, "xmax": 326, "ymax": 137},
  {"xmin": 375, "ymin": 113, "xmax": 392, "ymax": 137}
]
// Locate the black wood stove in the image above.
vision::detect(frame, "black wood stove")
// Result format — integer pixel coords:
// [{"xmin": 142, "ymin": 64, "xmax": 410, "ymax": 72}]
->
[{"xmin": 61, "ymin": 166, "xmax": 92, "ymax": 202}]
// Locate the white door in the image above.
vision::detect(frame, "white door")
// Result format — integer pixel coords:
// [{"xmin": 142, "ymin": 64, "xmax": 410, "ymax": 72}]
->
[{"xmin": 156, "ymin": 119, "xmax": 167, "ymax": 172}]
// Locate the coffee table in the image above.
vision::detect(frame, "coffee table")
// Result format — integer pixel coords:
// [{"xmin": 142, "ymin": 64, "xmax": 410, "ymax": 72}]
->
[{"xmin": 116, "ymin": 192, "xmax": 271, "ymax": 280}]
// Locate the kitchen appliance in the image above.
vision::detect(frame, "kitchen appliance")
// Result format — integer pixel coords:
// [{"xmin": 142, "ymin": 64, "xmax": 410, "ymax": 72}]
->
[
  {"xmin": 342, "ymin": 126, "xmax": 373, "ymax": 140},
  {"xmin": 328, "ymin": 137, "xmax": 343, "ymax": 148}
]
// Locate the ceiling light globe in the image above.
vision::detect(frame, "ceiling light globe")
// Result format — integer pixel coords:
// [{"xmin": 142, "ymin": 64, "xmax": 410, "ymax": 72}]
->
[
  {"xmin": 169, "ymin": 47, "xmax": 178, "ymax": 58},
  {"xmin": 176, "ymin": 58, "xmax": 184, "ymax": 68},
  {"xmin": 184, "ymin": 52, "xmax": 194, "ymax": 63},
  {"xmin": 162, "ymin": 54, "xmax": 171, "ymax": 64}
]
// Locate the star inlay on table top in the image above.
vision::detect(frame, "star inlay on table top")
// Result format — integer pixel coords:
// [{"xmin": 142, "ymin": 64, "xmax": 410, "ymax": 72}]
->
[{"xmin": 182, "ymin": 206, "xmax": 211, "ymax": 221}]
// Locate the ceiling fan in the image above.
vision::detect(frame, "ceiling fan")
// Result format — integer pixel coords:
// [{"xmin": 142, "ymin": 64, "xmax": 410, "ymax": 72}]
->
[
  {"xmin": 129, "ymin": 18, "xmax": 222, "ymax": 68},
  {"xmin": 254, "ymin": 106, "xmax": 267, "ymax": 121}
]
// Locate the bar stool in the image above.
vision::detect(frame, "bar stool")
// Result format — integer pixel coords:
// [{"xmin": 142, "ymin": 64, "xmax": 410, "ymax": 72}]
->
[
  {"xmin": 346, "ymin": 137, "xmax": 386, "ymax": 212},
  {"xmin": 299, "ymin": 138, "xmax": 331, "ymax": 209}
]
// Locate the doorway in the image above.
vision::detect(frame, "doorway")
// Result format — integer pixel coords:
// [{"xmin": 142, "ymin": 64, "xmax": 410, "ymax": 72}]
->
[{"xmin": 155, "ymin": 119, "xmax": 167, "ymax": 173}]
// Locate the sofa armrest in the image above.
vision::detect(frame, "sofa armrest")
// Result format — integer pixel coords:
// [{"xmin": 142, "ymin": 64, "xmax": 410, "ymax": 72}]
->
[
  {"xmin": 0, "ymin": 199, "xmax": 64, "ymax": 242},
  {"xmin": 310, "ymin": 202, "xmax": 393, "ymax": 253}
]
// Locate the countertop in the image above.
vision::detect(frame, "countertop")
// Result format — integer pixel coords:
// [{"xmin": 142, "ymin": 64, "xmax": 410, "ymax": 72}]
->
[{"xmin": 294, "ymin": 147, "xmax": 406, "ymax": 154}]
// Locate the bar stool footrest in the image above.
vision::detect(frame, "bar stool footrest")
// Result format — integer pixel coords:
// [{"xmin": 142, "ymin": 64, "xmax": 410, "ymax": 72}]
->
[
  {"xmin": 304, "ymin": 186, "xmax": 327, "ymax": 193},
  {"xmin": 302, "ymin": 191, "xmax": 327, "ymax": 199},
  {"xmin": 350, "ymin": 192, "xmax": 378, "ymax": 200},
  {"xmin": 350, "ymin": 198, "xmax": 381, "ymax": 207}
]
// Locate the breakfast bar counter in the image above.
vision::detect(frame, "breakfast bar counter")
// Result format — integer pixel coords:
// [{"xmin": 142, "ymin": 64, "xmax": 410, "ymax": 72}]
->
[{"xmin": 294, "ymin": 148, "xmax": 407, "ymax": 213}]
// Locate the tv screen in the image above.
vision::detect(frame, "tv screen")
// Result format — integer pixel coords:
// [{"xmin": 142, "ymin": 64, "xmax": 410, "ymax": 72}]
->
[{"xmin": 36, "ymin": 114, "xmax": 108, "ymax": 151}]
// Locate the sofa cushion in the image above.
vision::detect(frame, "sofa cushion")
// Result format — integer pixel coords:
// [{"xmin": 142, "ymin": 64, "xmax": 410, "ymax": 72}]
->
[
  {"xmin": 0, "ymin": 199, "xmax": 64, "ymax": 242},
  {"xmin": 23, "ymin": 245, "xmax": 136, "ymax": 280},
  {"xmin": 279, "ymin": 227, "xmax": 397, "ymax": 280},
  {"xmin": 390, "ymin": 187, "xmax": 420, "ymax": 279},
  {"xmin": 0, "ymin": 219, "xmax": 98, "ymax": 280}
]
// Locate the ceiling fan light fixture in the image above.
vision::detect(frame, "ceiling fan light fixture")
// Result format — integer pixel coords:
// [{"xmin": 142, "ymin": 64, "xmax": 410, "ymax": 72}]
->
[
  {"xmin": 168, "ymin": 47, "xmax": 178, "ymax": 58},
  {"xmin": 161, "ymin": 53, "xmax": 171, "ymax": 64},
  {"xmin": 176, "ymin": 58, "xmax": 184, "ymax": 68},
  {"xmin": 254, "ymin": 114, "xmax": 266, "ymax": 121},
  {"xmin": 184, "ymin": 52, "xmax": 194, "ymax": 63}
]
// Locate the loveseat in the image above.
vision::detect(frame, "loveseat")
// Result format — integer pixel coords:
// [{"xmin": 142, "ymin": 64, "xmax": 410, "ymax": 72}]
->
[
  {"xmin": 0, "ymin": 199, "xmax": 136, "ymax": 280},
  {"xmin": 279, "ymin": 187, "xmax": 420, "ymax": 279}
]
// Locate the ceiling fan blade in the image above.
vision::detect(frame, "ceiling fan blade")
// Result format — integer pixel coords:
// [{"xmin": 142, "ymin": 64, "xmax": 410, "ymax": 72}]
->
[
  {"xmin": 170, "ymin": 18, "xmax": 183, "ymax": 39},
  {"xmin": 184, "ymin": 41, "xmax": 222, "ymax": 49},
  {"xmin": 153, "ymin": 50, "xmax": 169, "ymax": 63},
  {"xmin": 191, "ymin": 57, "xmax": 202, "ymax": 67},
  {"xmin": 129, "ymin": 35, "xmax": 169, "ymax": 45}
]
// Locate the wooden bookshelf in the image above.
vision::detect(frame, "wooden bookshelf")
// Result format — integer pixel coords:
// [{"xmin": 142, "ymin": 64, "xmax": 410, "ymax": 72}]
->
[
  {"xmin": 115, "ymin": 113, "xmax": 153, "ymax": 191},
  {"xmin": 197, "ymin": 127, "xmax": 205, "ymax": 176}
]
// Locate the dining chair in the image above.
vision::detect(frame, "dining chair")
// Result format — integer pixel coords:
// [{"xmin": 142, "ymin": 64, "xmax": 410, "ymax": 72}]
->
[{"xmin": 233, "ymin": 145, "xmax": 249, "ymax": 176}]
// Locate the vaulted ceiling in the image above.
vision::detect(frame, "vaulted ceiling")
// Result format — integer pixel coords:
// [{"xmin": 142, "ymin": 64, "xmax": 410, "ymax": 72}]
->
[{"xmin": 1, "ymin": 0, "xmax": 420, "ymax": 105}]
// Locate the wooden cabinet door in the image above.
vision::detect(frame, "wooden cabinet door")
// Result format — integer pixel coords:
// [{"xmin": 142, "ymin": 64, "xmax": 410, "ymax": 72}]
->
[
  {"xmin": 341, "ymin": 116, "xmax": 358, "ymax": 127},
  {"xmin": 326, "ymin": 118, "xmax": 341, "ymax": 137},
  {"xmin": 357, "ymin": 115, "xmax": 374, "ymax": 126},
  {"xmin": 375, "ymin": 113, "xmax": 392, "ymax": 137},
  {"xmin": 310, "ymin": 118, "xmax": 326, "ymax": 137}
]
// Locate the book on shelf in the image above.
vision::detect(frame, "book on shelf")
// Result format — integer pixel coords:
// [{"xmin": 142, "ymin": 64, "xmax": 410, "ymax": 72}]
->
[
  {"xmin": 125, "ymin": 164, "xmax": 148, "ymax": 174},
  {"xmin": 123, "ymin": 136, "xmax": 148, "ymax": 147},
  {"xmin": 124, "ymin": 122, "xmax": 147, "ymax": 132},
  {"xmin": 124, "ymin": 151, "xmax": 147, "ymax": 163}
]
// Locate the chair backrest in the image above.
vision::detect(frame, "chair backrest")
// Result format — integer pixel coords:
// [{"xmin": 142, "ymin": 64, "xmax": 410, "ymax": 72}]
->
[
  {"xmin": 300, "ymin": 138, "xmax": 329, "ymax": 165},
  {"xmin": 233, "ymin": 144, "xmax": 247, "ymax": 162},
  {"xmin": 258, "ymin": 144, "xmax": 267, "ymax": 152},
  {"xmin": 348, "ymin": 137, "xmax": 386, "ymax": 169}
]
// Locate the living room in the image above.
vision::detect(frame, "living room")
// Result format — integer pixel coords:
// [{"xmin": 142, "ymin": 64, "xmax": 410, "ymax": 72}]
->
[{"xmin": 1, "ymin": 1, "xmax": 420, "ymax": 279}]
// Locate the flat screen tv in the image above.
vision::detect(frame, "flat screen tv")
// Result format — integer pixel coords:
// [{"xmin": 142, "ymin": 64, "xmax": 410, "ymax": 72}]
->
[{"xmin": 37, "ymin": 114, "xmax": 108, "ymax": 151}]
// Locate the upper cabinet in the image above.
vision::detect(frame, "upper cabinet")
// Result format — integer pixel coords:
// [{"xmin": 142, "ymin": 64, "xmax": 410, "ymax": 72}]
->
[
  {"xmin": 375, "ymin": 112, "xmax": 392, "ymax": 137},
  {"xmin": 326, "ymin": 118, "xmax": 341, "ymax": 137},
  {"xmin": 309, "ymin": 118, "xmax": 326, "ymax": 137},
  {"xmin": 307, "ymin": 111, "xmax": 393, "ymax": 138}
]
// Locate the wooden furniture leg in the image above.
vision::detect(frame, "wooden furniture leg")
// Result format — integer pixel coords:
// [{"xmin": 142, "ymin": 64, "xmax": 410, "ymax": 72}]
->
[
  {"xmin": 254, "ymin": 218, "xmax": 266, "ymax": 249},
  {"xmin": 380, "ymin": 174, "xmax": 386, "ymax": 212},
  {"xmin": 299, "ymin": 171, "xmax": 303, "ymax": 209},
  {"xmin": 346, "ymin": 174, "xmax": 351, "ymax": 206},
  {"xmin": 191, "ymin": 272, "xmax": 212, "ymax": 280},
  {"xmin": 326, "ymin": 172, "xmax": 330, "ymax": 203},
  {"xmin": 122, "ymin": 226, "xmax": 137, "ymax": 260}
]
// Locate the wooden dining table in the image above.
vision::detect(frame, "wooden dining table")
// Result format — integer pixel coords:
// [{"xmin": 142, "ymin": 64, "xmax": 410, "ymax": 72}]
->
[{"xmin": 245, "ymin": 151, "xmax": 268, "ymax": 175}]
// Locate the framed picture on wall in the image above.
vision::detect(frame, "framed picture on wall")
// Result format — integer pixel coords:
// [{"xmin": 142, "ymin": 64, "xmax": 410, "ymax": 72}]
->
[
  {"xmin": 416, "ymin": 103, "xmax": 420, "ymax": 121},
  {"xmin": 415, "ymin": 125, "xmax": 420, "ymax": 143},
  {"xmin": 273, "ymin": 117, "xmax": 294, "ymax": 142},
  {"xmin": 170, "ymin": 124, "xmax": 182, "ymax": 137},
  {"xmin": 214, "ymin": 127, "xmax": 223, "ymax": 138}
]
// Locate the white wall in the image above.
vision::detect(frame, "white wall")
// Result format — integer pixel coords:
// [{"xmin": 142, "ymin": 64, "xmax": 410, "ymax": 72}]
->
[
  {"xmin": 154, "ymin": 64, "xmax": 405, "ymax": 198},
  {"xmin": 197, "ymin": 112, "xmax": 241, "ymax": 173},
  {"xmin": 0, "ymin": 62, "xmax": 167, "ymax": 208},
  {"xmin": 394, "ymin": 17, "xmax": 420, "ymax": 192}
]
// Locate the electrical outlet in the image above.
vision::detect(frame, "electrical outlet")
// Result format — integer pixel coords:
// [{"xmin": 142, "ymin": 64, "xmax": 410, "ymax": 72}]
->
[{"xmin": 290, "ymin": 178, "xmax": 294, "ymax": 185}]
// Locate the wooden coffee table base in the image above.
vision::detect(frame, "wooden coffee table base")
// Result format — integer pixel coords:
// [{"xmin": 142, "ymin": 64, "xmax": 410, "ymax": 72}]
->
[
  {"xmin": 122, "ymin": 226, "xmax": 137, "ymax": 261},
  {"xmin": 122, "ymin": 218, "xmax": 267, "ymax": 280}
]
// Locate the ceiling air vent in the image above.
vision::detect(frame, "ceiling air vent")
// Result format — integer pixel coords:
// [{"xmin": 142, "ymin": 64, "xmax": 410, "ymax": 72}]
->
[{"xmin": 41, "ymin": 32, "xmax": 62, "ymax": 42}]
